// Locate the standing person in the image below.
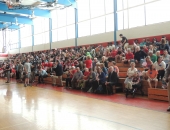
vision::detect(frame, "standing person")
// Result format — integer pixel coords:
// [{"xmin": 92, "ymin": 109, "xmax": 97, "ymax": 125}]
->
[
  {"xmin": 52, "ymin": 60, "xmax": 63, "ymax": 86},
  {"xmin": 85, "ymin": 56, "xmax": 92, "ymax": 69},
  {"xmin": 165, "ymin": 63, "xmax": 170, "ymax": 111},
  {"xmin": 15, "ymin": 62, "xmax": 19, "ymax": 80},
  {"xmin": 5, "ymin": 62, "xmax": 10, "ymax": 83},
  {"xmin": 24, "ymin": 59, "xmax": 32, "ymax": 87},
  {"xmin": 18, "ymin": 61, "xmax": 23, "ymax": 82},
  {"xmin": 119, "ymin": 34, "xmax": 128, "ymax": 50}
]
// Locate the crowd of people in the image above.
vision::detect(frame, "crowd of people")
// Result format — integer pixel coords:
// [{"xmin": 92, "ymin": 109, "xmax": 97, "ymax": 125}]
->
[{"xmin": 0, "ymin": 34, "xmax": 170, "ymax": 111}]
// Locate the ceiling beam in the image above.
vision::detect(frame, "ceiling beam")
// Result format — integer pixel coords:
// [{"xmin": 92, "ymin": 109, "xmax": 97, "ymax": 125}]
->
[
  {"xmin": 0, "ymin": 13, "xmax": 33, "ymax": 25},
  {"xmin": 0, "ymin": 3, "xmax": 51, "ymax": 18},
  {"xmin": 0, "ymin": 23, "xmax": 19, "ymax": 30}
]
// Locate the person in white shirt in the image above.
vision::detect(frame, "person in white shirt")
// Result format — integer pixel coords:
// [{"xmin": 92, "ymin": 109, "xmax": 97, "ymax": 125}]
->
[
  {"xmin": 153, "ymin": 56, "xmax": 166, "ymax": 80},
  {"xmin": 124, "ymin": 62, "xmax": 137, "ymax": 89}
]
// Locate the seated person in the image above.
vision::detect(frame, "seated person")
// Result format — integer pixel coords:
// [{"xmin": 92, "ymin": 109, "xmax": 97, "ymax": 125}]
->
[
  {"xmin": 124, "ymin": 62, "xmax": 137, "ymax": 88},
  {"xmin": 153, "ymin": 56, "xmax": 166, "ymax": 80},
  {"xmin": 158, "ymin": 38, "xmax": 169, "ymax": 55},
  {"xmin": 65, "ymin": 66, "xmax": 77, "ymax": 88},
  {"xmin": 92, "ymin": 67, "xmax": 106, "ymax": 93},
  {"xmin": 156, "ymin": 51, "xmax": 161, "ymax": 58},
  {"xmin": 77, "ymin": 68, "xmax": 90, "ymax": 89},
  {"xmin": 83, "ymin": 68, "xmax": 96, "ymax": 92},
  {"xmin": 139, "ymin": 38, "xmax": 146, "ymax": 48},
  {"xmin": 71, "ymin": 67, "xmax": 83, "ymax": 89},
  {"xmin": 111, "ymin": 47, "xmax": 117, "ymax": 61},
  {"xmin": 100, "ymin": 63, "xmax": 108, "ymax": 78},
  {"xmin": 149, "ymin": 51, "xmax": 157, "ymax": 63},
  {"xmin": 163, "ymin": 50, "xmax": 170, "ymax": 67},
  {"xmin": 38, "ymin": 67, "xmax": 48, "ymax": 83},
  {"xmin": 105, "ymin": 66, "xmax": 118, "ymax": 95},
  {"xmin": 125, "ymin": 71, "xmax": 141, "ymax": 94},
  {"xmin": 122, "ymin": 48, "xmax": 134, "ymax": 64},
  {"xmin": 115, "ymin": 47, "xmax": 124, "ymax": 63},
  {"xmin": 134, "ymin": 46, "xmax": 147, "ymax": 65},
  {"xmin": 143, "ymin": 45, "xmax": 149, "ymax": 54},
  {"xmin": 112, "ymin": 61, "xmax": 119, "ymax": 76},
  {"xmin": 146, "ymin": 64, "xmax": 158, "ymax": 88}
]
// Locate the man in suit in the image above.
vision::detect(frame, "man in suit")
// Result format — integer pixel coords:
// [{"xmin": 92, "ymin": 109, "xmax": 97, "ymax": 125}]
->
[
  {"xmin": 105, "ymin": 66, "xmax": 118, "ymax": 95},
  {"xmin": 51, "ymin": 60, "xmax": 63, "ymax": 86},
  {"xmin": 15, "ymin": 62, "xmax": 19, "ymax": 80}
]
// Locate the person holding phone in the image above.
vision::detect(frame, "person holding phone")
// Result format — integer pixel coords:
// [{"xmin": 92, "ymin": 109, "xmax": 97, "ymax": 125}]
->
[{"xmin": 147, "ymin": 64, "xmax": 158, "ymax": 88}]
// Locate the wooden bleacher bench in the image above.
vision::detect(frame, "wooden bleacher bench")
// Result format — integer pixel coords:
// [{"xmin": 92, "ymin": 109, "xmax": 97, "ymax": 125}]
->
[
  {"xmin": 34, "ymin": 74, "xmax": 67, "ymax": 86},
  {"xmin": 148, "ymin": 88, "xmax": 168, "ymax": 101}
]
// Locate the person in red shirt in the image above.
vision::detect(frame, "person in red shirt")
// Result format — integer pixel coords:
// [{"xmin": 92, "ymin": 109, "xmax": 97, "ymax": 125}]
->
[
  {"xmin": 111, "ymin": 47, "xmax": 117, "ymax": 61},
  {"xmin": 122, "ymin": 48, "xmax": 134, "ymax": 64},
  {"xmin": 143, "ymin": 45, "xmax": 149, "ymax": 54},
  {"xmin": 65, "ymin": 66, "xmax": 77, "ymax": 88},
  {"xmin": 85, "ymin": 56, "xmax": 92, "ymax": 69}
]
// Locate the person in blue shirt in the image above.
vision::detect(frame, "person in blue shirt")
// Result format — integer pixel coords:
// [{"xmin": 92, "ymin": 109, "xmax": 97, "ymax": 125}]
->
[
  {"xmin": 140, "ymin": 38, "xmax": 146, "ymax": 48},
  {"xmin": 38, "ymin": 67, "xmax": 48, "ymax": 83}
]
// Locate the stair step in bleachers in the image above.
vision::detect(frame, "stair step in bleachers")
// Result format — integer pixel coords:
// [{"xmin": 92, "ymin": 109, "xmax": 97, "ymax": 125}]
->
[{"xmin": 148, "ymin": 88, "xmax": 168, "ymax": 101}]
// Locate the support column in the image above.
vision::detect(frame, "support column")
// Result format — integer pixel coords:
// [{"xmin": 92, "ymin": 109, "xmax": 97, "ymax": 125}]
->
[
  {"xmin": 75, "ymin": 8, "xmax": 78, "ymax": 47},
  {"xmin": 31, "ymin": 25, "xmax": 34, "ymax": 52},
  {"xmin": 114, "ymin": 0, "xmax": 118, "ymax": 45},
  {"xmin": 49, "ymin": 18, "xmax": 52, "ymax": 50}
]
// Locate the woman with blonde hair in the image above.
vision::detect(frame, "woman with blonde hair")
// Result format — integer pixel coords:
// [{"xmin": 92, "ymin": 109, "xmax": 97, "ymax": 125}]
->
[{"xmin": 124, "ymin": 62, "xmax": 137, "ymax": 89}]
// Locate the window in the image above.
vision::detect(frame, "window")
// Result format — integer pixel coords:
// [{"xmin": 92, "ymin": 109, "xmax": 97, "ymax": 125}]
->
[
  {"xmin": 77, "ymin": 0, "xmax": 90, "ymax": 22},
  {"xmin": 34, "ymin": 34, "xmax": 43, "ymax": 45},
  {"xmin": 43, "ymin": 32, "xmax": 49, "ymax": 44},
  {"xmin": 21, "ymin": 37, "xmax": 32, "ymax": 47},
  {"xmin": 78, "ymin": 20, "xmax": 90, "ymax": 37},
  {"xmin": 57, "ymin": 9, "xmax": 67, "ymax": 27},
  {"xmin": 58, "ymin": 27, "xmax": 67, "ymax": 41},
  {"xmin": 34, "ymin": 18, "xmax": 43, "ymax": 34},
  {"xmin": 91, "ymin": 16, "xmax": 105, "ymax": 35},
  {"xmin": 43, "ymin": 18, "xmax": 49, "ymax": 32},
  {"xmin": 145, "ymin": 0, "xmax": 170, "ymax": 25},
  {"xmin": 117, "ymin": 0, "xmax": 123, "ymax": 11},
  {"xmin": 123, "ymin": 0, "xmax": 128, "ymax": 9},
  {"xmin": 51, "ymin": 10, "xmax": 57, "ymax": 29},
  {"xmin": 117, "ymin": 11, "xmax": 123, "ymax": 30},
  {"xmin": 90, "ymin": 0, "xmax": 105, "ymax": 18},
  {"xmin": 106, "ymin": 14, "xmax": 114, "ymax": 32},
  {"xmin": 10, "ymin": 30, "xmax": 19, "ymax": 43},
  {"xmin": 67, "ymin": 7, "xmax": 75, "ymax": 25},
  {"xmin": 128, "ymin": 0, "xmax": 144, "ymax": 7},
  {"xmin": 145, "ymin": 0, "xmax": 157, "ymax": 3},
  {"xmin": 20, "ymin": 25, "xmax": 31, "ymax": 39},
  {"xmin": 124, "ymin": 10, "xmax": 128, "ymax": 29},
  {"xmin": 105, "ymin": 0, "xmax": 114, "ymax": 14},
  {"xmin": 128, "ymin": 6, "xmax": 145, "ymax": 28},
  {"xmin": 52, "ymin": 29, "xmax": 57, "ymax": 42},
  {"xmin": 67, "ymin": 24, "xmax": 75, "ymax": 39}
]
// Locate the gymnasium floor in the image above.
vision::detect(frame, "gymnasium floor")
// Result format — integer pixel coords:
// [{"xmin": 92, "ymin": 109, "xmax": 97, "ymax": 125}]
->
[{"xmin": 0, "ymin": 79, "xmax": 170, "ymax": 130}]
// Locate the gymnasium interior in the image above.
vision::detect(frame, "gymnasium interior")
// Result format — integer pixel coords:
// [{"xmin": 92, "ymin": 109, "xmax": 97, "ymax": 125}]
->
[{"xmin": 0, "ymin": 0, "xmax": 170, "ymax": 130}]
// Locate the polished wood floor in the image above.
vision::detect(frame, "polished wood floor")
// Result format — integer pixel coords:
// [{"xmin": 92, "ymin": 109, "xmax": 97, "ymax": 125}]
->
[{"xmin": 0, "ymin": 79, "xmax": 170, "ymax": 130}]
